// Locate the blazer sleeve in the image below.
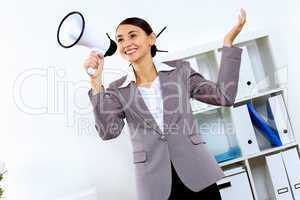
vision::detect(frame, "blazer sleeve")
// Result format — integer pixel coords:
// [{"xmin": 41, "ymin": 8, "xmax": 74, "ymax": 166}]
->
[
  {"xmin": 186, "ymin": 46, "xmax": 243, "ymax": 106},
  {"xmin": 88, "ymin": 84, "xmax": 125, "ymax": 140}
]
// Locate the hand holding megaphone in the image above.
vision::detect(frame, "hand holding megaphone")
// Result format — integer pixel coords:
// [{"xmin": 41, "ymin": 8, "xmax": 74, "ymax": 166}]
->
[
  {"xmin": 83, "ymin": 50, "xmax": 104, "ymax": 78},
  {"xmin": 57, "ymin": 11, "xmax": 117, "ymax": 76}
]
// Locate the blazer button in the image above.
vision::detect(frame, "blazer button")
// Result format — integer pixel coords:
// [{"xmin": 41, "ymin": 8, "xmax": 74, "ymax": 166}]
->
[
  {"xmin": 160, "ymin": 135, "xmax": 166, "ymax": 141},
  {"xmin": 104, "ymin": 93, "xmax": 111, "ymax": 97}
]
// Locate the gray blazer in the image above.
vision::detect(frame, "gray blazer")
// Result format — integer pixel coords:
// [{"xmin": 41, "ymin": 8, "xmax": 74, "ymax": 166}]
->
[{"xmin": 88, "ymin": 46, "xmax": 242, "ymax": 200}]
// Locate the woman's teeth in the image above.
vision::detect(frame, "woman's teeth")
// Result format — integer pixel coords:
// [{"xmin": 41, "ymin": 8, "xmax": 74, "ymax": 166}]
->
[{"xmin": 126, "ymin": 49, "xmax": 137, "ymax": 55}]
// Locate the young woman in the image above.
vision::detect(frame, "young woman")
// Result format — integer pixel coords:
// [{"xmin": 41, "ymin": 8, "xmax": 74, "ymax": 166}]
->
[{"xmin": 84, "ymin": 9, "xmax": 246, "ymax": 200}]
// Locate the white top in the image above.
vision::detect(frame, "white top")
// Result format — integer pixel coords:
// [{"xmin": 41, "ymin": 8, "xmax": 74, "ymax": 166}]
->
[
  {"xmin": 138, "ymin": 76, "xmax": 164, "ymax": 132},
  {"xmin": 116, "ymin": 60, "xmax": 177, "ymax": 133},
  {"xmin": 117, "ymin": 59, "xmax": 176, "ymax": 89}
]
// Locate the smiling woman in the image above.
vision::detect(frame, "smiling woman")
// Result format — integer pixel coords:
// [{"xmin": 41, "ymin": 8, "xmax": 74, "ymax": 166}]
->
[{"xmin": 84, "ymin": 9, "xmax": 246, "ymax": 200}]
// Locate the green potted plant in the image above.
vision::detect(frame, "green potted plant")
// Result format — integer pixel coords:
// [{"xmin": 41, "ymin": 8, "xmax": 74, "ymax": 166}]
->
[{"xmin": 0, "ymin": 165, "xmax": 6, "ymax": 199}]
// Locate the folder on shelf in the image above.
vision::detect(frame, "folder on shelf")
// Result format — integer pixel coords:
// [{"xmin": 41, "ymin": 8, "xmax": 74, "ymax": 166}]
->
[
  {"xmin": 281, "ymin": 148, "xmax": 300, "ymax": 199},
  {"xmin": 235, "ymin": 46, "xmax": 258, "ymax": 100},
  {"xmin": 231, "ymin": 104, "xmax": 260, "ymax": 156},
  {"xmin": 247, "ymin": 103, "xmax": 282, "ymax": 147},
  {"xmin": 268, "ymin": 94, "xmax": 295, "ymax": 145},
  {"xmin": 217, "ymin": 166, "xmax": 254, "ymax": 200},
  {"xmin": 265, "ymin": 153, "xmax": 294, "ymax": 200},
  {"xmin": 266, "ymin": 99, "xmax": 278, "ymax": 133}
]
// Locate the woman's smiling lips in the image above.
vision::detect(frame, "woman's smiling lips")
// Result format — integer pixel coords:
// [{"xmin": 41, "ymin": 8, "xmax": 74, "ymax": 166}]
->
[{"xmin": 125, "ymin": 48, "xmax": 138, "ymax": 55}]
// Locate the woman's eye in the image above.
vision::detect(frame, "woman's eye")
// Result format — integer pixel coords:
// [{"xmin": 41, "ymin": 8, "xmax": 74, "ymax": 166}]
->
[
  {"xmin": 117, "ymin": 38, "xmax": 123, "ymax": 42},
  {"xmin": 130, "ymin": 34, "xmax": 136, "ymax": 38}
]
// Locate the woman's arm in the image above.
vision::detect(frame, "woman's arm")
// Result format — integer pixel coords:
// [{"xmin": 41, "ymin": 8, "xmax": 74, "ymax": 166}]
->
[
  {"xmin": 186, "ymin": 46, "xmax": 242, "ymax": 106},
  {"xmin": 84, "ymin": 51, "xmax": 125, "ymax": 140},
  {"xmin": 187, "ymin": 8, "xmax": 246, "ymax": 106},
  {"xmin": 88, "ymin": 84, "xmax": 125, "ymax": 140}
]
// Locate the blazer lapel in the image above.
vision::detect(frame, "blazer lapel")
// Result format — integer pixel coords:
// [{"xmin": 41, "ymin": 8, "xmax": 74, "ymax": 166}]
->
[
  {"xmin": 159, "ymin": 70, "xmax": 181, "ymax": 135},
  {"xmin": 129, "ymin": 82, "xmax": 164, "ymax": 135},
  {"xmin": 123, "ymin": 69, "xmax": 179, "ymax": 136}
]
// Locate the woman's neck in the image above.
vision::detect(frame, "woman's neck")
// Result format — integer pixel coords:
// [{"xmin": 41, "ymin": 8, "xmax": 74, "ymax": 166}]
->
[{"xmin": 132, "ymin": 54, "xmax": 157, "ymax": 86}]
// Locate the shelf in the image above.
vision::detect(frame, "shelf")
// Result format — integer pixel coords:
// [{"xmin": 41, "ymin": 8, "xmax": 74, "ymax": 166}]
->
[
  {"xmin": 218, "ymin": 142, "xmax": 299, "ymax": 168},
  {"xmin": 192, "ymin": 86, "xmax": 286, "ymax": 114},
  {"xmin": 234, "ymin": 86, "xmax": 286, "ymax": 106},
  {"xmin": 246, "ymin": 141, "xmax": 299, "ymax": 160},
  {"xmin": 219, "ymin": 156, "xmax": 245, "ymax": 167}
]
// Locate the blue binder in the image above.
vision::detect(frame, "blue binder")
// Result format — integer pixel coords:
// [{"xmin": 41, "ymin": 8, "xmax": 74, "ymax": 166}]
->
[{"xmin": 246, "ymin": 102, "xmax": 282, "ymax": 147}]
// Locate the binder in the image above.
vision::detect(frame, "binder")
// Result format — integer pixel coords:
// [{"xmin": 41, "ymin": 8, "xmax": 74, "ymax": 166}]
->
[
  {"xmin": 266, "ymin": 99, "xmax": 279, "ymax": 136},
  {"xmin": 247, "ymin": 103, "xmax": 282, "ymax": 147},
  {"xmin": 268, "ymin": 94, "xmax": 295, "ymax": 145},
  {"xmin": 217, "ymin": 166, "xmax": 254, "ymax": 200},
  {"xmin": 265, "ymin": 153, "xmax": 294, "ymax": 200},
  {"xmin": 231, "ymin": 104, "xmax": 260, "ymax": 156},
  {"xmin": 281, "ymin": 148, "xmax": 300, "ymax": 199},
  {"xmin": 235, "ymin": 46, "xmax": 258, "ymax": 99}
]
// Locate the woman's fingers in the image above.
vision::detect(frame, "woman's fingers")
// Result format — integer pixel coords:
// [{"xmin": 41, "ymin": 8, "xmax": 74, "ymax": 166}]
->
[
  {"xmin": 85, "ymin": 51, "xmax": 103, "ymax": 68},
  {"xmin": 82, "ymin": 50, "xmax": 104, "ymax": 78},
  {"xmin": 238, "ymin": 8, "xmax": 247, "ymax": 27},
  {"xmin": 241, "ymin": 8, "xmax": 246, "ymax": 19},
  {"xmin": 84, "ymin": 59, "xmax": 97, "ymax": 69},
  {"xmin": 89, "ymin": 56, "xmax": 99, "ymax": 64},
  {"xmin": 223, "ymin": 8, "xmax": 247, "ymax": 46},
  {"xmin": 234, "ymin": 9, "xmax": 246, "ymax": 32},
  {"xmin": 90, "ymin": 51, "xmax": 104, "ymax": 59}
]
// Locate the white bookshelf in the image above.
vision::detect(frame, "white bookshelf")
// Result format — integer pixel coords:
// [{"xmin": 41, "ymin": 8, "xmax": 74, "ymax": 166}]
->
[{"xmin": 158, "ymin": 30, "xmax": 299, "ymax": 200}]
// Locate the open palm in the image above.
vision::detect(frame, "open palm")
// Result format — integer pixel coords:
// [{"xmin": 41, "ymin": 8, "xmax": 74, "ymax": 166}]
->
[{"xmin": 224, "ymin": 8, "xmax": 247, "ymax": 47}]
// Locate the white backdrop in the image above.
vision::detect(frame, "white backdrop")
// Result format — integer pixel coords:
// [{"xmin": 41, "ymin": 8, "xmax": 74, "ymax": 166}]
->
[{"xmin": 0, "ymin": 0, "xmax": 297, "ymax": 199}]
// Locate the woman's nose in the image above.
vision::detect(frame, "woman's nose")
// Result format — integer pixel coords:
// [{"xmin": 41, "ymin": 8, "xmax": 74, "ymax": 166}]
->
[{"xmin": 122, "ymin": 39, "xmax": 134, "ymax": 48}]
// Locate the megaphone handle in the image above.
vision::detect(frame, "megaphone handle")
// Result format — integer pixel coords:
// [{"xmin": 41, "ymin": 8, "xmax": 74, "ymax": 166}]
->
[{"xmin": 87, "ymin": 48, "xmax": 104, "ymax": 76}]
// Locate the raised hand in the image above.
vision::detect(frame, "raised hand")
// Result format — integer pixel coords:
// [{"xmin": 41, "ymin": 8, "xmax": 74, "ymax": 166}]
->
[{"xmin": 224, "ymin": 8, "xmax": 247, "ymax": 47}]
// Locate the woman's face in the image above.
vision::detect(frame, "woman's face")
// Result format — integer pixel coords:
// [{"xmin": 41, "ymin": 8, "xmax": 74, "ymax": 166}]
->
[{"xmin": 116, "ymin": 24, "xmax": 155, "ymax": 63}]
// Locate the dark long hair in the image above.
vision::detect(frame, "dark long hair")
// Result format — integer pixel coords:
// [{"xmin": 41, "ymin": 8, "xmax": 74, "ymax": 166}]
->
[{"xmin": 116, "ymin": 17, "xmax": 159, "ymax": 57}]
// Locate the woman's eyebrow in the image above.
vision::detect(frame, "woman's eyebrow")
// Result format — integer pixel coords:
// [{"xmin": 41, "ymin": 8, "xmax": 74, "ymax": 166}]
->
[{"xmin": 116, "ymin": 30, "xmax": 138, "ymax": 38}]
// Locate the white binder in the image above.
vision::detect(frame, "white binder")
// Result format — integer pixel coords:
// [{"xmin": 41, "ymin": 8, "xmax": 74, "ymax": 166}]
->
[
  {"xmin": 217, "ymin": 167, "xmax": 254, "ymax": 200},
  {"xmin": 265, "ymin": 153, "xmax": 294, "ymax": 200},
  {"xmin": 268, "ymin": 94, "xmax": 295, "ymax": 145},
  {"xmin": 235, "ymin": 46, "xmax": 258, "ymax": 100},
  {"xmin": 231, "ymin": 104, "xmax": 260, "ymax": 156},
  {"xmin": 281, "ymin": 148, "xmax": 300, "ymax": 199}
]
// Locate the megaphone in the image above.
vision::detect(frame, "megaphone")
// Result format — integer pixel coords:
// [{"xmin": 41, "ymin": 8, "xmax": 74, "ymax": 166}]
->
[{"xmin": 57, "ymin": 11, "xmax": 117, "ymax": 76}]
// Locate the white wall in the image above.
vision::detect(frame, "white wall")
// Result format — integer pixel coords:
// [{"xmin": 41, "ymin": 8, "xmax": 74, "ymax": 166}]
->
[{"xmin": 0, "ymin": 0, "xmax": 297, "ymax": 199}]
